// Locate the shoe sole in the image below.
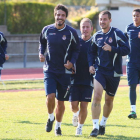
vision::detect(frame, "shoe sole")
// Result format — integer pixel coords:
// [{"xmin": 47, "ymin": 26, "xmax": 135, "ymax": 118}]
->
[
  {"xmin": 128, "ymin": 117, "xmax": 137, "ymax": 119},
  {"xmin": 128, "ymin": 115, "xmax": 137, "ymax": 119},
  {"xmin": 98, "ymin": 133, "xmax": 105, "ymax": 135},
  {"xmin": 75, "ymin": 133, "xmax": 82, "ymax": 136},
  {"xmin": 55, "ymin": 134, "xmax": 62, "ymax": 136},
  {"xmin": 90, "ymin": 134, "xmax": 98, "ymax": 137},
  {"xmin": 73, "ymin": 124, "xmax": 78, "ymax": 127}
]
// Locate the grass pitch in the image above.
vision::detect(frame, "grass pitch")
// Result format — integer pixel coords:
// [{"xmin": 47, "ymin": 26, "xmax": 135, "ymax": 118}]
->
[{"xmin": 0, "ymin": 77, "xmax": 140, "ymax": 139}]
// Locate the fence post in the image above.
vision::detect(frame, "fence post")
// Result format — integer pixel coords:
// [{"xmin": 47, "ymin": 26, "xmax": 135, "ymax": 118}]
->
[{"xmin": 23, "ymin": 41, "xmax": 27, "ymax": 68}]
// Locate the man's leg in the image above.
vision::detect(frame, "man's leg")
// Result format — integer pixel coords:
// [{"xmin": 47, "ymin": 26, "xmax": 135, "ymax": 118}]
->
[
  {"xmin": 128, "ymin": 84, "xmax": 137, "ymax": 118},
  {"xmin": 103, "ymin": 93, "xmax": 114, "ymax": 118},
  {"xmin": 90, "ymin": 79, "xmax": 103, "ymax": 137},
  {"xmin": 127, "ymin": 64, "xmax": 138, "ymax": 118},
  {"xmin": 46, "ymin": 93, "xmax": 55, "ymax": 114},
  {"xmin": 99, "ymin": 75, "xmax": 120, "ymax": 135},
  {"xmin": 55, "ymin": 100, "xmax": 65, "ymax": 136},
  {"xmin": 71, "ymin": 101, "xmax": 79, "ymax": 127},
  {"xmin": 46, "ymin": 93, "xmax": 55, "ymax": 132},
  {"xmin": 79, "ymin": 102, "xmax": 88, "ymax": 124},
  {"xmin": 44, "ymin": 72, "xmax": 57, "ymax": 132},
  {"xmin": 54, "ymin": 73, "xmax": 71, "ymax": 136},
  {"xmin": 75, "ymin": 102, "xmax": 88, "ymax": 135},
  {"xmin": 98, "ymin": 93, "xmax": 114, "ymax": 135}
]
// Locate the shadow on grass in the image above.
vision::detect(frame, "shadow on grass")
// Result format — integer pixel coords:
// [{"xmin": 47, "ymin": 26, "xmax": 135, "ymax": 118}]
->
[
  {"xmin": 62, "ymin": 134, "xmax": 139, "ymax": 140},
  {"xmin": 107, "ymin": 124, "xmax": 140, "ymax": 128},
  {"xmin": 15, "ymin": 120, "xmax": 43, "ymax": 125},
  {"xmin": 62, "ymin": 123, "xmax": 92, "ymax": 126},
  {"xmin": 101, "ymin": 134, "xmax": 140, "ymax": 140},
  {"xmin": 1, "ymin": 138, "xmax": 33, "ymax": 140}
]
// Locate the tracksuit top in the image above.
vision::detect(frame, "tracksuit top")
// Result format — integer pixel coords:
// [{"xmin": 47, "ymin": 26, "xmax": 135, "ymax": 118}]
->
[
  {"xmin": 125, "ymin": 23, "xmax": 140, "ymax": 64},
  {"xmin": 0, "ymin": 32, "xmax": 7, "ymax": 65},
  {"xmin": 88, "ymin": 27, "xmax": 130, "ymax": 77},
  {"xmin": 39, "ymin": 24, "xmax": 80, "ymax": 74},
  {"xmin": 71, "ymin": 37, "xmax": 93, "ymax": 87}
]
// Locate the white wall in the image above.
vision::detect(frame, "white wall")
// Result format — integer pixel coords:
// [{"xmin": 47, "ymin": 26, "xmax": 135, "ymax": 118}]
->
[
  {"xmin": 110, "ymin": 6, "xmax": 133, "ymax": 32},
  {"xmin": 96, "ymin": 0, "xmax": 110, "ymax": 5},
  {"xmin": 95, "ymin": 0, "xmax": 140, "ymax": 32}
]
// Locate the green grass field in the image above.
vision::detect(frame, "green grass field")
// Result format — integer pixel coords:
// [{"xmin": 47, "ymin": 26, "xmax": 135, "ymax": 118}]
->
[{"xmin": 0, "ymin": 77, "xmax": 140, "ymax": 140}]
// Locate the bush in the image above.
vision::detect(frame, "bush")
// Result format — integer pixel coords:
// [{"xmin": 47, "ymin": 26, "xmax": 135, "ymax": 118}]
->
[{"xmin": 0, "ymin": 2, "xmax": 55, "ymax": 34}]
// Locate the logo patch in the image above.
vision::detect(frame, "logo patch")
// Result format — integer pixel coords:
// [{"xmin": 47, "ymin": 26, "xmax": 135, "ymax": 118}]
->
[
  {"xmin": 97, "ymin": 37, "xmax": 103, "ymax": 41},
  {"xmin": 49, "ymin": 33, "xmax": 56, "ymax": 35},
  {"xmin": 62, "ymin": 35, "xmax": 66, "ymax": 40},
  {"xmin": 85, "ymin": 97, "xmax": 91, "ymax": 99},
  {"xmin": 108, "ymin": 37, "xmax": 113, "ymax": 43}
]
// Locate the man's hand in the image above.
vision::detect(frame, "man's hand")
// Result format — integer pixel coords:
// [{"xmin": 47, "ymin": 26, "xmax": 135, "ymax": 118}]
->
[
  {"xmin": 72, "ymin": 67, "xmax": 75, "ymax": 74},
  {"xmin": 64, "ymin": 60, "xmax": 73, "ymax": 69},
  {"xmin": 89, "ymin": 66, "xmax": 95, "ymax": 74},
  {"xmin": 5, "ymin": 54, "xmax": 9, "ymax": 60},
  {"xmin": 102, "ymin": 42, "xmax": 112, "ymax": 52},
  {"xmin": 39, "ymin": 54, "xmax": 45, "ymax": 62}
]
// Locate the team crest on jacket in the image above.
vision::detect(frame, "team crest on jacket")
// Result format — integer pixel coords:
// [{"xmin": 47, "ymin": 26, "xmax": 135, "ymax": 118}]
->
[
  {"xmin": 108, "ymin": 37, "xmax": 113, "ymax": 43},
  {"xmin": 62, "ymin": 35, "xmax": 66, "ymax": 40}
]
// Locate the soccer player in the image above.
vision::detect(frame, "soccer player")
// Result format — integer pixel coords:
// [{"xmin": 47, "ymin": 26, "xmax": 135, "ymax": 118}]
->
[
  {"xmin": 88, "ymin": 10, "xmax": 130, "ymax": 137},
  {"xmin": 39, "ymin": 4, "xmax": 80, "ymax": 136},
  {"xmin": 69, "ymin": 18, "xmax": 94, "ymax": 135},
  {"xmin": 125, "ymin": 9, "xmax": 140, "ymax": 119},
  {"xmin": 0, "ymin": 32, "xmax": 9, "ymax": 78}
]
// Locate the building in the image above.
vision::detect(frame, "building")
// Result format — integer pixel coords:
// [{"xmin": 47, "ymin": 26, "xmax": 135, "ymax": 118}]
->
[{"xmin": 96, "ymin": 0, "xmax": 140, "ymax": 31}]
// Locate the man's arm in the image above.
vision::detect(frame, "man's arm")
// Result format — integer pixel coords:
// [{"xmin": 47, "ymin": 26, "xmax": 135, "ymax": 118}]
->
[
  {"xmin": 0, "ymin": 33, "xmax": 9, "ymax": 60},
  {"xmin": 0, "ymin": 33, "xmax": 7, "ymax": 53},
  {"xmin": 111, "ymin": 29, "xmax": 130, "ymax": 56},
  {"xmin": 38, "ymin": 27, "xmax": 47, "ymax": 62},
  {"xmin": 88, "ymin": 38, "xmax": 97, "ymax": 66},
  {"xmin": 88, "ymin": 39, "xmax": 97, "ymax": 74},
  {"xmin": 66, "ymin": 30, "xmax": 80, "ymax": 69}
]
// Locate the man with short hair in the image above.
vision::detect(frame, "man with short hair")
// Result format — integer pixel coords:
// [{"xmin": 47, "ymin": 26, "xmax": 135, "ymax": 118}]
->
[
  {"xmin": 39, "ymin": 4, "xmax": 80, "ymax": 136},
  {"xmin": 88, "ymin": 10, "xmax": 130, "ymax": 137},
  {"xmin": 0, "ymin": 32, "xmax": 9, "ymax": 79},
  {"xmin": 125, "ymin": 9, "xmax": 140, "ymax": 119},
  {"xmin": 69, "ymin": 18, "xmax": 94, "ymax": 135}
]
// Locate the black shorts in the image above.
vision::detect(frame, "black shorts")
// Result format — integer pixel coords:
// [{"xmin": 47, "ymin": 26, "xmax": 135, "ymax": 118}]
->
[{"xmin": 69, "ymin": 85, "xmax": 93, "ymax": 102}]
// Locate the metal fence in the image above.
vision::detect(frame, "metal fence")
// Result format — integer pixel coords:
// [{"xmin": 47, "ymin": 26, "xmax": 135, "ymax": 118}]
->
[
  {"xmin": 7, "ymin": 40, "xmax": 40, "ymax": 68},
  {"xmin": 6, "ymin": 40, "xmax": 127, "ymax": 71}
]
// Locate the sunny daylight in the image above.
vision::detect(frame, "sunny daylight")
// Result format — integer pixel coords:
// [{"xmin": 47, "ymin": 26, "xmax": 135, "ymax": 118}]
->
[
  {"xmin": 0, "ymin": 78, "xmax": 140, "ymax": 139},
  {"xmin": 0, "ymin": 0, "xmax": 140, "ymax": 140}
]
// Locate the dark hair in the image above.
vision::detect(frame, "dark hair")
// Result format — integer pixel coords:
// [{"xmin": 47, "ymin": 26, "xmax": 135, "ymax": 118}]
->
[
  {"xmin": 133, "ymin": 9, "xmax": 140, "ymax": 13},
  {"xmin": 54, "ymin": 4, "xmax": 68, "ymax": 17},
  {"xmin": 99, "ymin": 10, "xmax": 111, "ymax": 19}
]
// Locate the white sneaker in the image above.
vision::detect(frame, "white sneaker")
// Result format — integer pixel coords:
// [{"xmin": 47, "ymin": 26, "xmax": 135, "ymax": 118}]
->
[
  {"xmin": 76, "ymin": 128, "xmax": 82, "ymax": 135},
  {"xmin": 72, "ymin": 115, "xmax": 78, "ymax": 127}
]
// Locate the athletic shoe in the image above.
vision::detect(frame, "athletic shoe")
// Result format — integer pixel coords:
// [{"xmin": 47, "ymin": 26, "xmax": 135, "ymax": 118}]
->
[
  {"xmin": 72, "ymin": 115, "xmax": 78, "ymax": 127},
  {"xmin": 99, "ymin": 125, "xmax": 105, "ymax": 135},
  {"xmin": 75, "ymin": 128, "xmax": 82, "ymax": 135},
  {"xmin": 46, "ymin": 117, "xmax": 55, "ymax": 132},
  {"xmin": 55, "ymin": 127, "xmax": 62, "ymax": 136},
  {"xmin": 128, "ymin": 111, "xmax": 137, "ymax": 119},
  {"xmin": 90, "ymin": 128, "xmax": 99, "ymax": 137}
]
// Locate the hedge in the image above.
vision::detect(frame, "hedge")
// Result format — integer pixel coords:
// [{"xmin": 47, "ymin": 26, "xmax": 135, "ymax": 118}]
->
[{"xmin": 0, "ymin": 2, "xmax": 55, "ymax": 34}]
